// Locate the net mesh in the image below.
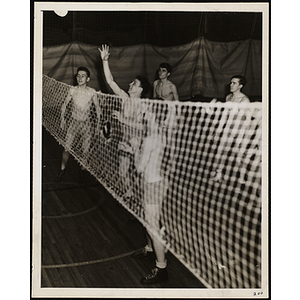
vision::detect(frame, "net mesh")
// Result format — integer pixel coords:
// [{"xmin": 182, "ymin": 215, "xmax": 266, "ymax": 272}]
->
[{"xmin": 42, "ymin": 75, "xmax": 262, "ymax": 288}]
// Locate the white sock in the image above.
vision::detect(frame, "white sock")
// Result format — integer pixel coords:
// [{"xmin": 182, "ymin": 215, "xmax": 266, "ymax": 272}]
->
[{"xmin": 156, "ymin": 259, "xmax": 167, "ymax": 269}]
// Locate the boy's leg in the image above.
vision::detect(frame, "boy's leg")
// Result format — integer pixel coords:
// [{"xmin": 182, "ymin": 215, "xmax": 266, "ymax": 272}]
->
[
  {"xmin": 55, "ymin": 150, "xmax": 70, "ymax": 181},
  {"xmin": 56, "ymin": 121, "xmax": 75, "ymax": 181},
  {"xmin": 141, "ymin": 181, "xmax": 168, "ymax": 284},
  {"xmin": 132, "ymin": 231, "xmax": 154, "ymax": 259},
  {"xmin": 144, "ymin": 203, "xmax": 166, "ymax": 263},
  {"xmin": 82, "ymin": 122, "xmax": 91, "ymax": 162},
  {"xmin": 78, "ymin": 122, "xmax": 91, "ymax": 182},
  {"xmin": 61, "ymin": 150, "xmax": 70, "ymax": 170},
  {"xmin": 141, "ymin": 203, "xmax": 168, "ymax": 284}
]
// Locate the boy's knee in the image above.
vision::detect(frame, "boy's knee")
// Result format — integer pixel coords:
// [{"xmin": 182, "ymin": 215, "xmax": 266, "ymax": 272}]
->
[{"xmin": 145, "ymin": 204, "xmax": 160, "ymax": 229}]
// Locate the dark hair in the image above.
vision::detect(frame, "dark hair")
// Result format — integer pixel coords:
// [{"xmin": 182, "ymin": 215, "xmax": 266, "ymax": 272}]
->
[
  {"xmin": 159, "ymin": 62, "xmax": 172, "ymax": 73},
  {"xmin": 77, "ymin": 67, "xmax": 90, "ymax": 78},
  {"xmin": 231, "ymin": 75, "xmax": 247, "ymax": 87},
  {"xmin": 136, "ymin": 75, "xmax": 151, "ymax": 98}
]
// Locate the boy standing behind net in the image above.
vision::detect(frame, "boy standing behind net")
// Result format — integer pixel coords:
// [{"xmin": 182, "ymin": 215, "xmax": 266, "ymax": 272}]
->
[
  {"xmin": 153, "ymin": 62, "xmax": 179, "ymax": 129},
  {"xmin": 122, "ymin": 103, "xmax": 169, "ymax": 284},
  {"xmin": 209, "ymin": 75, "xmax": 254, "ymax": 183},
  {"xmin": 137, "ymin": 105, "xmax": 169, "ymax": 284},
  {"xmin": 153, "ymin": 63, "xmax": 178, "ymax": 101},
  {"xmin": 133, "ymin": 64, "xmax": 179, "ymax": 260},
  {"xmin": 56, "ymin": 67, "xmax": 101, "ymax": 181}
]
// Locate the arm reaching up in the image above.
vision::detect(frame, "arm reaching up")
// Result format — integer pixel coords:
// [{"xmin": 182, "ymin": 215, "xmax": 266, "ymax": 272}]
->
[{"xmin": 98, "ymin": 45, "xmax": 128, "ymax": 98}]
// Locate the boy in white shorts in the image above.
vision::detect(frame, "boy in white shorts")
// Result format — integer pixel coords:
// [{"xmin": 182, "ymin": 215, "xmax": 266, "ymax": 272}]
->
[{"xmin": 123, "ymin": 104, "xmax": 169, "ymax": 284}]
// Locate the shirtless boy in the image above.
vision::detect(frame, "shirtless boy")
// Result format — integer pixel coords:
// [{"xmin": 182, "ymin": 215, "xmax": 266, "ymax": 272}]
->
[
  {"xmin": 153, "ymin": 63, "xmax": 178, "ymax": 101},
  {"xmin": 98, "ymin": 44, "xmax": 151, "ymax": 198},
  {"xmin": 56, "ymin": 67, "xmax": 101, "ymax": 181},
  {"xmin": 123, "ymin": 104, "xmax": 169, "ymax": 284},
  {"xmin": 226, "ymin": 75, "xmax": 250, "ymax": 103},
  {"xmin": 209, "ymin": 75, "xmax": 252, "ymax": 183}
]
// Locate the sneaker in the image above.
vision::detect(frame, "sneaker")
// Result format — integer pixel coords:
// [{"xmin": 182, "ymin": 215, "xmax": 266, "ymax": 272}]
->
[
  {"xmin": 132, "ymin": 247, "xmax": 155, "ymax": 260},
  {"xmin": 140, "ymin": 267, "xmax": 168, "ymax": 284},
  {"xmin": 55, "ymin": 169, "xmax": 65, "ymax": 181}
]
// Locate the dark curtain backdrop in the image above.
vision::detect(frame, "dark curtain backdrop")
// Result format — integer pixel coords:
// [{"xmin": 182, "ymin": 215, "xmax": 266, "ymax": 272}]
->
[{"xmin": 43, "ymin": 37, "xmax": 262, "ymax": 100}]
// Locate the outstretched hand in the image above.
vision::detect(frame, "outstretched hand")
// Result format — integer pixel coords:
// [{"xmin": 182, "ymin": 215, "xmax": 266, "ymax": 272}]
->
[
  {"xmin": 98, "ymin": 44, "xmax": 110, "ymax": 61},
  {"xmin": 204, "ymin": 98, "xmax": 218, "ymax": 115}
]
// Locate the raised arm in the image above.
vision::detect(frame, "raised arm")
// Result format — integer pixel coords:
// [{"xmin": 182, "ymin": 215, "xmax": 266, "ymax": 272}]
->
[{"xmin": 98, "ymin": 45, "xmax": 128, "ymax": 98}]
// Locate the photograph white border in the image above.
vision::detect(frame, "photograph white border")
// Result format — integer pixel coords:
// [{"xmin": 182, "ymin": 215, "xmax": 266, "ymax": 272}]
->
[{"xmin": 32, "ymin": 2, "xmax": 270, "ymax": 298}]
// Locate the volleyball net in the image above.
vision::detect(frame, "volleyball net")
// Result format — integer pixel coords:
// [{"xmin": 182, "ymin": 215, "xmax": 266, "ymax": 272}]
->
[{"xmin": 42, "ymin": 74, "xmax": 263, "ymax": 288}]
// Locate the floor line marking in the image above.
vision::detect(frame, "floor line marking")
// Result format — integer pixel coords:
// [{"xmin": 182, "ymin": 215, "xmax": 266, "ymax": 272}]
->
[
  {"xmin": 42, "ymin": 182, "xmax": 101, "ymax": 193},
  {"xmin": 43, "ymin": 186, "xmax": 104, "ymax": 219},
  {"xmin": 49, "ymin": 190, "xmax": 67, "ymax": 213},
  {"xmin": 42, "ymin": 249, "xmax": 139, "ymax": 269},
  {"xmin": 42, "ymin": 199, "xmax": 103, "ymax": 219}
]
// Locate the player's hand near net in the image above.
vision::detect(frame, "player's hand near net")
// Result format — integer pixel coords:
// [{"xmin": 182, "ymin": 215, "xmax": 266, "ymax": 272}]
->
[
  {"xmin": 118, "ymin": 141, "xmax": 133, "ymax": 153},
  {"xmin": 203, "ymin": 98, "xmax": 217, "ymax": 115}
]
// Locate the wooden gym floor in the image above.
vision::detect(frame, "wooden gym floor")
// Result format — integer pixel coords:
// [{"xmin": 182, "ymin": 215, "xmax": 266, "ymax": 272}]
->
[{"xmin": 41, "ymin": 127, "xmax": 205, "ymax": 289}]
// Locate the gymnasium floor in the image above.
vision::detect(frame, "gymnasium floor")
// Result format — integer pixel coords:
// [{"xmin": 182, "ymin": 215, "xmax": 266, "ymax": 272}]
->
[{"xmin": 41, "ymin": 127, "xmax": 205, "ymax": 288}]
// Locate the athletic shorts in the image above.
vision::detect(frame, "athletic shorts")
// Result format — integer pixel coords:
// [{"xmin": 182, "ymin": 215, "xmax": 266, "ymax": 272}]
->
[
  {"xmin": 65, "ymin": 118, "xmax": 90, "ymax": 150},
  {"xmin": 144, "ymin": 178, "xmax": 168, "ymax": 228}
]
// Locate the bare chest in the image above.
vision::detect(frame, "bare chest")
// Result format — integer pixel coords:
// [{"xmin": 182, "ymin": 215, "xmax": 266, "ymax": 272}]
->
[{"xmin": 155, "ymin": 82, "xmax": 173, "ymax": 100}]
